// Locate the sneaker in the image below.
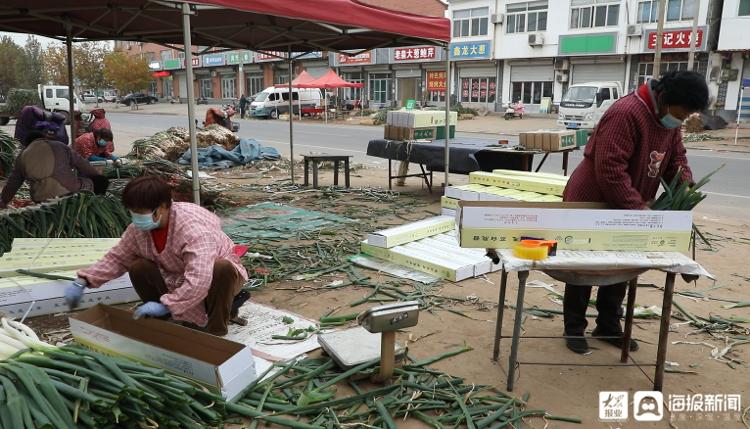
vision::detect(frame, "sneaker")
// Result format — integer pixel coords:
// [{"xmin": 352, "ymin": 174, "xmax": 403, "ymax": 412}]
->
[
  {"xmin": 592, "ymin": 327, "xmax": 639, "ymax": 352},
  {"xmin": 230, "ymin": 290, "xmax": 251, "ymax": 319},
  {"xmin": 565, "ymin": 335, "xmax": 590, "ymax": 354}
]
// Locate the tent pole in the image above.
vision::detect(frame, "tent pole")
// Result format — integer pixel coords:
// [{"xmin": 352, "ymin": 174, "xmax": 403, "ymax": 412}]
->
[
  {"xmin": 66, "ymin": 23, "xmax": 76, "ymax": 146},
  {"xmin": 288, "ymin": 46, "xmax": 295, "ymax": 184},
  {"xmin": 444, "ymin": 48, "xmax": 451, "ymax": 188},
  {"xmin": 181, "ymin": 2, "xmax": 200, "ymax": 204}
]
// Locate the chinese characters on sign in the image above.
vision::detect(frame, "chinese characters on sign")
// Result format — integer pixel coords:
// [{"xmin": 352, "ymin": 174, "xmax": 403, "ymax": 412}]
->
[
  {"xmin": 646, "ymin": 27, "xmax": 705, "ymax": 51},
  {"xmin": 426, "ymin": 71, "xmax": 447, "ymax": 92},
  {"xmin": 449, "ymin": 40, "xmax": 492, "ymax": 60},
  {"xmin": 462, "ymin": 79, "xmax": 496, "ymax": 101},
  {"xmin": 393, "ymin": 46, "xmax": 437, "ymax": 61},
  {"xmin": 202, "ymin": 53, "xmax": 225, "ymax": 67},
  {"xmin": 255, "ymin": 51, "xmax": 284, "ymax": 62},
  {"xmin": 338, "ymin": 52, "xmax": 373, "ymax": 65}
]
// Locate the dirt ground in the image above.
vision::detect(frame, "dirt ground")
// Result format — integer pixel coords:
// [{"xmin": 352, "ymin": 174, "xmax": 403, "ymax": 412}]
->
[{"xmin": 18, "ymin": 164, "xmax": 750, "ymax": 429}]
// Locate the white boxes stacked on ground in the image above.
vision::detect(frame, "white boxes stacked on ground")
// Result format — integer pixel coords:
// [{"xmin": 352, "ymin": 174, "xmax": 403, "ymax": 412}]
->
[
  {"xmin": 0, "ymin": 238, "xmax": 138, "ymax": 318},
  {"xmin": 359, "ymin": 170, "xmax": 568, "ymax": 282}
]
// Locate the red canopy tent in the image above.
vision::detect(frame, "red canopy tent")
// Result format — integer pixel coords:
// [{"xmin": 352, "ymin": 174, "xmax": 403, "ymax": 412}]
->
[
  {"xmin": 297, "ymin": 69, "xmax": 365, "ymax": 122},
  {"xmin": 274, "ymin": 71, "xmax": 316, "ymax": 88},
  {"xmin": 0, "ymin": 0, "xmax": 451, "ymax": 199}
]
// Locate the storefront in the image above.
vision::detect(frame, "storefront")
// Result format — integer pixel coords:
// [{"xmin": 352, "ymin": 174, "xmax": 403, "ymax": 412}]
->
[
  {"xmin": 334, "ymin": 51, "xmax": 376, "ymax": 105},
  {"xmin": 367, "ymin": 67, "xmax": 393, "ymax": 108},
  {"xmin": 450, "ymin": 40, "xmax": 497, "ymax": 111},
  {"xmin": 390, "ymin": 46, "xmax": 443, "ymax": 107},
  {"xmin": 508, "ymin": 61, "xmax": 553, "ymax": 110},
  {"xmin": 244, "ymin": 65, "xmax": 264, "ymax": 97},
  {"xmin": 570, "ymin": 60, "xmax": 626, "ymax": 86}
]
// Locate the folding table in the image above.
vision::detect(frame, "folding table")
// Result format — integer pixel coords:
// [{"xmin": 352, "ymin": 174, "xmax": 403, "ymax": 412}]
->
[{"xmin": 492, "ymin": 250, "xmax": 711, "ymax": 391}]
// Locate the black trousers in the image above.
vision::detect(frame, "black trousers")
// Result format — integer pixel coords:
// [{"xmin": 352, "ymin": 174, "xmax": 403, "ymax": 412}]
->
[{"xmin": 563, "ymin": 282, "xmax": 627, "ymax": 336}]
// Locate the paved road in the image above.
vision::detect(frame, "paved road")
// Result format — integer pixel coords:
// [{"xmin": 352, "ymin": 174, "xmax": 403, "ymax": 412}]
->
[{"xmin": 108, "ymin": 112, "xmax": 750, "ymax": 216}]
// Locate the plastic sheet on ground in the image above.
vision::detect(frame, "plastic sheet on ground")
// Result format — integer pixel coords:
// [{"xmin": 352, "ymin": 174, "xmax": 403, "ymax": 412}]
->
[
  {"xmin": 179, "ymin": 138, "xmax": 280, "ymax": 170},
  {"xmin": 222, "ymin": 202, "xmax": 353, "ymax": 243}
]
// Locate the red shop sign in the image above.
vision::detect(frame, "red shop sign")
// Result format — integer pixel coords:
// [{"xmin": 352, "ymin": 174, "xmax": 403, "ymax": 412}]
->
[{"xmin": 647, "ymin": 28, "xmax": 704, "ymax": 50}]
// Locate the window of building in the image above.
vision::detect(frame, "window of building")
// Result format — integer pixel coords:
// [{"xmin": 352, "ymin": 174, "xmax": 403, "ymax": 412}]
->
[
  {"xmin": 570, "ymin": 0, "xmax": 620, "ymax": 28},
  {"xmin": 452, "ymin": 8, "xmax": 489, "ymax": 38},
  {"xmin": 221, "ymin": 77, "xmax": 236, "ymax": 99},
  {"xmin": 342, "ymin": 72, "xmax": 363, "ymax": 101},
  {"xmin": 246, "ymin": 74, "xmax": 264, "ymax": 96},
  {"xmin": 511, "ymin": 81, "xmax": 552, "ymax": 104},
  {"xmin": 275, "ymin": 74, "xmax": 288, "ymax": 85},
  {"xmin": 160, "ymin": 50, "xmax": 172, "ymax": 61},
  {"xmin": 741, "ymin": 0, "xmax": 750, "ymax": 16},
  {"xmin": 507, "ymin": 1, "xmax": 548, "ymax": 34},
  {"xmin": 636, "ymin": 61, "xmax": 689, "ymax": 86},
  {"xmin": 369, "ymin": 73, "xmax": 392, "ymax": 104},
  {"xmin": 637, "ymin": 0, "xmax": 694, "ymax": 23},
  {"xmin": 429, "ymin": 90, "xmax": 446, "ymax": 103},
  {"xmin": 460, "ymin": 77, "xmax": 497, "ymax": 104},
  {"xmin": 200, "ymin": 79, "xmax": 213, "ymax": 98}
]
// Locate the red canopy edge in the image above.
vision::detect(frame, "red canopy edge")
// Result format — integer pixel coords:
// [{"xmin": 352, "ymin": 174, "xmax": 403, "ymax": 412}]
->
[{"xmin": 297, "ymin": 69, "xmax": 364, "ymax": 89}]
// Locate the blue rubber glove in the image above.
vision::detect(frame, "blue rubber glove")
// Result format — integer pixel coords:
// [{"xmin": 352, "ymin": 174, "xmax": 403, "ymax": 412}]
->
[
  {"xmin": 133, "ymin": 302, "xmax": 170, "ymax": 320},
  {"xmin": 88, "ymin": 155, "xmax": 108, "ymax": 161},
  {"xmin": 110, "ymin": 155, "xmax": 119, "ymax": 161},
  {"xmin": 65, "ymin": 277, "xmax": 87, "ymax": 309}
]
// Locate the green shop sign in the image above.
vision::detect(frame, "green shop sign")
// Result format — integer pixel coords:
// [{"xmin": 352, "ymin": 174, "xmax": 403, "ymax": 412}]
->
[
  {"xmin": 559, "ymin": 33, "xmax": 618, "ymax": 55},
  {"xmin": 227, "ymin": 51, "xmax": 252, "ymax": 65},
  {"xmin": 163, "ymin": 58, "xmax": 182, "ymax": 70}
]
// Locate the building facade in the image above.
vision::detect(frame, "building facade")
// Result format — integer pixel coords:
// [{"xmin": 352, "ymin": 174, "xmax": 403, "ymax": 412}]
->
[
  {"xmin": 717, "ymin": 0, "xmax": 750, "ymax": 120},
  {"xmin": 448, "ymin": 0, "xmax": 722, "ymax": 113}
]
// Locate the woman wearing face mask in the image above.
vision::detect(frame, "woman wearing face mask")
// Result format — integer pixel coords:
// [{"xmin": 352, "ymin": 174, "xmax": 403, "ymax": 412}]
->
[
  {"xmin": 74, "ymin": 128, "xmax": 118, "ymax": 162},
  {"xmin": 559, "ymin": 70, "xmax": 709, "ymax": 355},
  {"xmin": 67, "ymin": 176, "xmax": 248, "ymax": 336}
]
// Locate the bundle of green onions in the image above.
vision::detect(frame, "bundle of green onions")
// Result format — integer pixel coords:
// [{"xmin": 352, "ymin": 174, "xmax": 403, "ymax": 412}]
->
[
  {"xmin": 0, "ymin": 192, "xmax": 130, "ymax": 254},
  {"xmin": 0, "ymin": 130, "xmax": 17, "ymax": 179},
  {"xmin": 651, "ymin": 165, "xmax": 724, "ymax": 247}
]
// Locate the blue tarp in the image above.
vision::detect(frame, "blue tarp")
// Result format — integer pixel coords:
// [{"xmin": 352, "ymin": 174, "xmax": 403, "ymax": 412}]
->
[{"xmin": 179, "ymin": 138, "xmax": 280, "ymax": 169}]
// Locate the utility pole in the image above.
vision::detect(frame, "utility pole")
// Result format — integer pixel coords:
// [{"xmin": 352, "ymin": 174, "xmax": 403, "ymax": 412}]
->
[
  {"xmin": 687, "ymin": 0, "xmax": 701, "ymax": 70},
  {"xmin": 653, "ymin": 0, "xmax": 668, "ymax": 78}
]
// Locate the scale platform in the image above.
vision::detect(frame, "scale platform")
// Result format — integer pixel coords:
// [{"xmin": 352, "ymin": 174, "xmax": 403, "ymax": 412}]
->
[{"xmin": 318, "ymin": 327, "xmax": 406, "ymax": 369}]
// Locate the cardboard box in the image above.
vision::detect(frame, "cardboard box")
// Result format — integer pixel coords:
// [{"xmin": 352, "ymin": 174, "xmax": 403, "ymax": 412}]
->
[
  {"xmin": 441, "ymin": 196, "xmax": 459, "ymax": 210},
  {"xmin": 456, "ymin": 201, "xmax": 692, "ymax": 252},
  {"xmin": 366, "ymin": 215, "xmax": 454, "ymax": 248},
  {"xmin": 469, "ymin": 171, "xmax": 567, "ymax": 196},
  {"xmin": 0, "ymin": 272, "xmax": 137, "ymax": 318},
  {"xmin": 544, "ymin": 130, "xmax": 576, "ymax": 152},
  {"xmin": 491, "ymin": 169, "xmax": 568, "ymax": 182},
  {"xmin": 361, "ymin": 241, "xmax": 474, "ymax": 282},
  {"xmin": 69, "ymin": 305, "xmax": 257, "ymax": 401},
  {"xmin": 441, "ymin": 207, "xmax": 456, "ymax": 217}
]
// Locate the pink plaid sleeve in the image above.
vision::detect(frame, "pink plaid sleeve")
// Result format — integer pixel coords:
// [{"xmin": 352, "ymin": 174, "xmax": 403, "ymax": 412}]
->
[
  {"xmin": 159, "ymin": 223, "xmax": 218, "ymax": 321},
  {"xmin": 78, "ymin": 226, "xmax": 140, "ymax": 288}
]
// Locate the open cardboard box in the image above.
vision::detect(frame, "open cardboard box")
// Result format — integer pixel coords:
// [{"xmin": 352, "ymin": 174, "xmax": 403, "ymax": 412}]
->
[
  {"xmin": 69, "ymin": 304, "xmax": 256, "ymax": 401},
  {"xmin": 456, "ymin": 201, "xmax": 693, "ymax": 252}
]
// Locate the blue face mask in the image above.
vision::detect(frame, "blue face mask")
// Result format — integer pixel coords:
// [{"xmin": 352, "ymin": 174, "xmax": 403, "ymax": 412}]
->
[
  {"xmin": 660, "ymin": 113, "xmax": 683, "ymax": 129},
  {"xmin": 130, "ymin": 210, "xmax": 161, "ymax": 231},
  {"xmin": 97, "ymin": 139, "xmax": 108, "ymax": 147}
]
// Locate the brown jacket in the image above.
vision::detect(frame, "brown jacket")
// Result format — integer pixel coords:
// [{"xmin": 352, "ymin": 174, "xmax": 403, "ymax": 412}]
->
[{"xmin": 1, "ymin": 138, "xmax": 99, "ymax": 204}]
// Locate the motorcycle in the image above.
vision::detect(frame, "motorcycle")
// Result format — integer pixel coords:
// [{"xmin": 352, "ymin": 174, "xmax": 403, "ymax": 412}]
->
[{"xmin": 504, "ymin": 102, "xmax": 525, "ymax": 120}]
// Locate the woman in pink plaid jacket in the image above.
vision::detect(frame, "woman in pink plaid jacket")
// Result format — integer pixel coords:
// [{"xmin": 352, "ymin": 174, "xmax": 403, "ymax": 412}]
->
[{"xmin": 68, "ymin": 176, "xmax": 248, "ymax": 336}]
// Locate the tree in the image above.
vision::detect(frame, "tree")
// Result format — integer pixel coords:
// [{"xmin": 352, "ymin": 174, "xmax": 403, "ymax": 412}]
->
[
  {"xmin": 20, "ymin": 36, "xmax": 45, "ymax": 88},
  {"xmin": 41, "ymin": 44, "xmax": 68, "ymax": 85},
  {"xmin": 41, "ymin": 42, "xmax": 112, "ymax": 96},
  {"xmin": 0, "ymin": 36, "xmax": 25, "ymax": 95},
  {"xmin": 104, "ymin": 50, "xmax": 151, "ymax": 96}
]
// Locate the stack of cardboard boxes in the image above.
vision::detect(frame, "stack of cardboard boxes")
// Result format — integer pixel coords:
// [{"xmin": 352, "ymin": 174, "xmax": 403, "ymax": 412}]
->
[
  {"xmin": 519, "ymin": 130, "xmax": 577, "ymax": 152},
  {"xmin": 384, "ymin": 110, "xmax": 458, "ymax": 141}
]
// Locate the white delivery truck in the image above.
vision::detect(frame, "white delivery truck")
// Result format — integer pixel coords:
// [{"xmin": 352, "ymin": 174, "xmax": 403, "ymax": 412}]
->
[
  {"xmin": 0, "ymin": 85, "xmax": 84, "ymax": 125},
  {"xmin": 250, "ymin": 86, "xmax": 322, "ymax": 119},
  {"xmin": 557, "ymin": 81, "xmax": 622, "ymax": 130}
]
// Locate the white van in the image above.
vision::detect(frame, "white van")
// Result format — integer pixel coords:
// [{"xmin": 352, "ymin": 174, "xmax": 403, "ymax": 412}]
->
[
  {"xmin": 557, "ymin": 81, "xmax": 623, "ymax": 130},
  {"xmin": 250, "ymin": 86, "xmax": 322, "ymax": 119},
  {"xmin": 38, "ymin": 84, "xmax": 85, "ymax": 121}
]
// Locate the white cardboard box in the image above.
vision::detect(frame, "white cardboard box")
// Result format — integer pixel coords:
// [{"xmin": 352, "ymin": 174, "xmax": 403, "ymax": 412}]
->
[
  {"xmin": 366, "ymin": 216, "xmax": 454, "ymax": 248},
  {"xmin": 70, "ymin": 305, "xmax": 257, "ymax": 401}
]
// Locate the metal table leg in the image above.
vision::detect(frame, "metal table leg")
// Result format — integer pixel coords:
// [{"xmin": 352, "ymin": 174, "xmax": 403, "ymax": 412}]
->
[
  {"xmin": 334, "ymin": 160, "xmax": 340, "ymax": 186},
  {"xmin": 388, "ymin": 158, "xmax": 392, "ymax": 190},
  {"xmin": 312, "ymin": 161, "xmax": 319, "ymax": 189},
  {"xmin": 493, "ymin": 269, "xmax": 509, "ymax": 361},
  {"xmin": 621, "ymin": 277, "xmax": 638, "ymax": 363},
  {"xmin": 562, "ymin": 150, "xmax": 570, "ymax": 175},
  {"xmin": 534, "ymin": 152, "xmax": 550, "ymax": 172},
  {"xmin": 303, "ymin": 158, "xmax": 309, "ymax": 187},
  {"xmin": 507, "ymin": 270, "xmax": 529, "ymax": 392},
  {"xmin": 654, "ymin": 272, "xmax": 676, "ymax": 391},
  {"xmin": 344, "ymin": 158, "xmax": 350, "ymax": 188}
]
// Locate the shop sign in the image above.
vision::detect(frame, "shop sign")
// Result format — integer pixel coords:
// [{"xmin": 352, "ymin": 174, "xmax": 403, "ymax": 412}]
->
[
  {"xmin": 202, "ymin": 53, "xmax": 225, "ymax": 67},
  {"xmin": 163, "ymin": 59, "xmax": 182, "ymax": 70},
  {"xmin": 645, "ymin": 27, "xmax": 706, "ymax": 51},
  {"xmin": 426, "ymin": 71, "xmax": 447, "ymax": 92},
  {"xmin": 393, "ymin": 46, "xmax": 437, "ymax": 62},
  {"xmin": 338, "ymin": 51, "xmax": 374, "ymax": 65},
  {"xmin": 191, "ymin": 57, "xmax": 201, "ymax": 67},
  {"xmin": 226, "ymin": 51, "xmax": 252, "ymax": 65},
  {"xmin": 148, "ymin": 61, "xmax": 161, "ymax": 70},
  {"xmin": 449, "ymin": 40, "xmax": 491, "ymax": 60},
  {"xmin": 559, "ymin": 33, "xmax": 618, "ymax": 55},
  {"xmin": 255, "ymin": 51, "xmax": 285, "ymax": 62},
  {"xmin": 461, "ymin": 79, "xmax": 496, "ymax": 100}
]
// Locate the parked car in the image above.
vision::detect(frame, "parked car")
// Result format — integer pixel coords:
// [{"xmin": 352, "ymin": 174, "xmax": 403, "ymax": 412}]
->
[
  {"xmin": 81, "ymin": 93, "xmax": 103, "ymax": 103},
  {"xmin": 120, "ymin": 93, "xmax": 158, "ymax": 106},
  {"xmin": 102, "ymin": 92, "xmax": 117, "ymax": 102}
]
